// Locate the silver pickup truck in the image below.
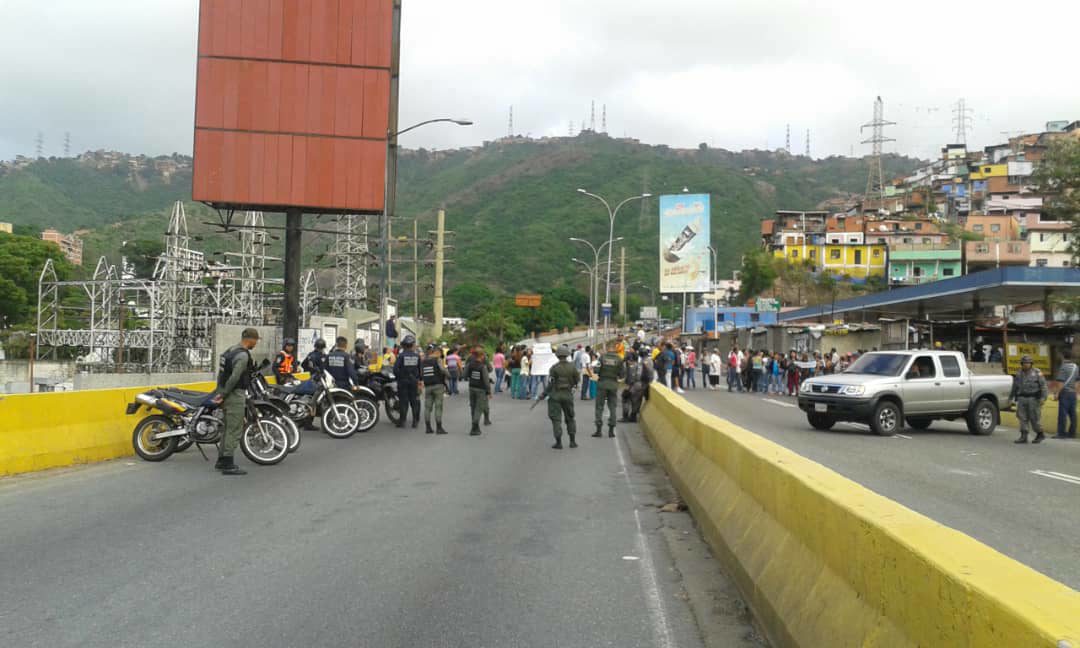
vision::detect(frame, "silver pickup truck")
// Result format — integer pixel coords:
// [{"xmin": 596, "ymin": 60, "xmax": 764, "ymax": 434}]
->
[{"xmin": 798, "ymin": 350, "xmax": 1014, "ymax": 436}]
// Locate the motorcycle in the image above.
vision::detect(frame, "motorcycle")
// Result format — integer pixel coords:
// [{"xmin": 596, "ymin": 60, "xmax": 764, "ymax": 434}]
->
[
  {"xmin": 248, "ymin": 363, "xmax": 301, "ymax": 453},
  {"xmin": 358, "ymin": 366, "xmax": 401, "ymax": 426},
  {"xmin": 127, "ymin": 386, "xmax": 289, "ymax": 466},
  {"xmin": 274, "ymin": 371, "xmax": 379, "ymax": 438}
]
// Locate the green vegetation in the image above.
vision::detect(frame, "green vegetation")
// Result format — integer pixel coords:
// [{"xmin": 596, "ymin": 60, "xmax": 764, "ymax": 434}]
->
[{"xmin": 1033, "ymin": 138, "xmax": 1080, "ymax": 316}]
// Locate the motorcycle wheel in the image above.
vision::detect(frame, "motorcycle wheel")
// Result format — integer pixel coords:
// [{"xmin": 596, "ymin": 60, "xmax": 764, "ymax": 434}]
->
[
  {"xmin": 354, "ymin": 396, "xmax": 380, "ymax": 432},
  {"xmin": 257, "ymin": 403, "xmax": 301, "ymax": 454},
  {"xmin": 132, "ymin": 415, "xmax": 179, "ymax": 462},
  {"xmin": 321, "ymin": 399, "xmax": 360, "ymax": 439},
  {"xmin": 384, "ymin": 395, "xmax": 402, "ymax": 425},
  {"xmin": 175, "ymin": 436, "xmax": 195, "ymax": 453},
  {"xmin": 240, "ymin": 419, "xmax": 289, "ymax": 465}
]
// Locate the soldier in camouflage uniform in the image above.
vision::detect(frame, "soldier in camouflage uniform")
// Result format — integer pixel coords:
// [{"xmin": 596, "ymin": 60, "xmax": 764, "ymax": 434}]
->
[
  {"xmin": 212, "ymin": 327, "xmax": 260, "ymax": 475},
  {"xmin": 592, "ymin": 343, "xmax": 625, "ymax": 439},
  {"xmin": 1010, "ymin": 354, "xmax": 1048, "ymax": 444},
  {"xmin": 543, "ymin": 345, "xmax": 580, "ymax": 449}
]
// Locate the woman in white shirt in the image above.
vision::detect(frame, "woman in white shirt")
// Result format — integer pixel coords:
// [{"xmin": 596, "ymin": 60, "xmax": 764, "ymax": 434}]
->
[
  {"xmin": 521, "ymin": 352, "xmax": 532, "ymax": 399},
  {"xmin": 708, "ymin": 350, "xmax": 724, "ymax": 390}
]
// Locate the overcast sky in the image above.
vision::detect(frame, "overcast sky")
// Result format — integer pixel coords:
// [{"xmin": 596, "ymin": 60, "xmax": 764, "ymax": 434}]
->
[{"xmin": 2, "ymin": 0, "xmax": 1079, "ymax": 162}]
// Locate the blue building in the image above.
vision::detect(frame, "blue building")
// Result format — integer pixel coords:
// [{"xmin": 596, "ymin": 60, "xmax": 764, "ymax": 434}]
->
[{"xmin": 684, "ymin": 307, "xmax": 779, "ymax": 333}]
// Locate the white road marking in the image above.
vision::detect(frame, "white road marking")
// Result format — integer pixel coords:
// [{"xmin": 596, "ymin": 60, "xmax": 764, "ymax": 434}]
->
[
  {"xmin": 622, "ymin": 555, "xmax": 641, "ymax": 561},
  {"xmin": 893, "ymin": 434, "xmax": 913, "ymax": 440},
  {"xmin": 763, "ymin": 398, "xmax": 797, "ymax": 409},
  {"xmin": 614, "ymin": 434, "xmax": 676, "ymax": 648},
  {"xmin": 1031, "ymin": 470, "xmax": 1080, "ymax": 486}
]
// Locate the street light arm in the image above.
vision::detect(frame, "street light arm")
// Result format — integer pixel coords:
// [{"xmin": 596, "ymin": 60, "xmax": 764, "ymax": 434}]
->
[
  {"xmin": 392, "ymin": 118, "xmax": 473, "ymax": 138},
  {"xmin": 577, "ymin": 189, "xmax": 612, "ymax": 215}
]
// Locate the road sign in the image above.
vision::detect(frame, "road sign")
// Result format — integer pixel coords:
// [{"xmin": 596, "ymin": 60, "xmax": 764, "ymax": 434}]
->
[
  {"xmin": 755, "ymin": 298, "xmax": 780, "ymax": 313},
  {"xmin": 515, "ymin": 294, "xmax": 542, "ymax": 308},
  {"xmin": 640, "ymin": 306, "xmax": 659, "ymax": 320},
  {"xmin": 601, "ymin": 302, "xmax": 612, "ymax": 317}
]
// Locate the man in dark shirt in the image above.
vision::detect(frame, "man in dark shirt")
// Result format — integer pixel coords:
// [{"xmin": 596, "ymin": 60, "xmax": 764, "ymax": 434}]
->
[
  {"xmin": 393, "ymin": 335, "xmax": 422, "ymax": 428},
  {"xmin": 325, "ymin": 337, "xmax": 359, "ymax": 390}
]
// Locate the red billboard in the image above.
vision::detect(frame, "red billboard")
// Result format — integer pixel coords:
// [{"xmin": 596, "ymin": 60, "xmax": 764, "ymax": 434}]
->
[{"xmin": 192, "ymin": 0, "xmax": 394, "ymax": 214}]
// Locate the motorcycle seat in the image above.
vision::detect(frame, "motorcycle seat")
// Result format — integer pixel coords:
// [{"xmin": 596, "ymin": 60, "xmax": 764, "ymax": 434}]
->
[{"xmin": 160, "ymin": 388, "xmax": 213, "ymax": 406}]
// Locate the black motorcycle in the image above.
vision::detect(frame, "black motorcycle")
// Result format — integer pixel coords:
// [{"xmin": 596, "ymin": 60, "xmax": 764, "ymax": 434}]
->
[
  {"xmin": 358, "ymin": 366, "xmax": 401, "ymax": 426},
  {"xmin": 248, "ymin": 363, "xmax": 302, "ymax": 453},
  {"xmin": 273, "ymin": 371, "xmax": 379, "ymax": 438}
]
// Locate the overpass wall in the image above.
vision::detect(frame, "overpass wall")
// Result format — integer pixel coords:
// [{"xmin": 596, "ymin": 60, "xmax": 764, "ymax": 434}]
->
[{"xmin": 641, "ymin": 385, "xmax": 1080, "ymax": 647}]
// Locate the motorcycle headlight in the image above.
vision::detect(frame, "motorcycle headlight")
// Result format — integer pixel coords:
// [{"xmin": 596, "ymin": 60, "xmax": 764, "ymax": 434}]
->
[{"xmin": 840, "ymin": 385, "xmax": 865, "ymax": 396}]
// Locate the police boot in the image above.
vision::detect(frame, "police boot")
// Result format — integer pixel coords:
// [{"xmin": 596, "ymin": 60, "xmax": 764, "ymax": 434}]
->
[
  {"xmin": 591, "ymin": 427, "xmax": 602, "ymax": 438},
  {"xmin": 1033, "ymin": 432, "xmax": 1045, "ymax": 444},
  {"xmin": 214, "ymin": 456, "xmax": 229, "ymax": 470},
  {"xmin": 436, "ymin": 423, "xmax": 448, "ymax": 435},
  {"xmin": 412, "ymin": 419, "xmax": 419, "ymax": 429},
  {"xmin": 470, "ymin": 423, "xmax": 481, "ymax": 436},
  {"xmin": 425, "ymin": 422, "xmax": 434, "ymax": 434},
  {"xmin": 484, "ymin": 413, "xmax": 492, "ymax": 426},
  {"xmin": 219, "ymin": 456, "xmax": 247, "ymax": 476},
  {"xmin": 552, "ymin": 436, "xmax": 563, "ymax": 449},
  {"xmin": 568, "ymin": 433, "xmax": 578, "ymax": 449},
  {"xmin": 608, "ymin": 426, "xmax": 616, "ymax": 438},
  {"xmin": 1014, "ymin": 433, "xmax": 1028, "ymax": 444}
]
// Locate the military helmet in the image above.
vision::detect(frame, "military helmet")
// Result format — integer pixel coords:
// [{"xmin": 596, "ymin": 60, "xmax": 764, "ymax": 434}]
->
[
  {"xmin": 555, "ymin": 344, "xmax": 571, "ymax": 358},
  {"xmin": 1021, "ymin": 354, "xmax": 1033, "ymax": 364},
  {"xmin": 402, "ymin": 334, "xmax": 417, "ymax": 347},
  {"xmin": 314, "ymin": 338, "xmax": 327, "ymax": 350},
  {"xmin": 283, "ymin": 337, "xmax": 296, "ymax": 348},
  {"xmin": 355, "ymin": 340, "xmax": 367, "ymax": 353}
]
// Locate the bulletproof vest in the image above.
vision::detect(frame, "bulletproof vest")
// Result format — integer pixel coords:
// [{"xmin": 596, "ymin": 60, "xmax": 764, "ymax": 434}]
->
[
  {"xmin": 552, "ymin": 361, "xmax": 575, "ymax": 390},
  {"xmin": 217, "ymin": 345, "xmax": 252, "ymax": 392},
  {"xmin": 325, "ymin": 350, "xmax": 350, "ymax": 382},
  {"xmin": 624, "ymin": 360, "xmax": 640, "ymax": 384},
  {"xmin": 303, "ymin": 350, "xmax": 326, "ymax": 374},
  {"xmin": 467, "ymin": 361, "xmax": 485, "ymax": 389},
  {"xmin": 398, "ymin": 351, "xmax": 421, "ymax": 383},
  {"xmin": 421, "ymin": 358, "xmax": 444, "ymax": 387},
  {"xmin": 598, "ymin": 353, "xmax": 621, "ymax": 381}
]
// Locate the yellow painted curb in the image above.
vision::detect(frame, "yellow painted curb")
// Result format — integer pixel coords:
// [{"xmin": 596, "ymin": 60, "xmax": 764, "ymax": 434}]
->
[{"xmin": 641, "ymin": 385, "xmax": 1080, "ymax": 648}]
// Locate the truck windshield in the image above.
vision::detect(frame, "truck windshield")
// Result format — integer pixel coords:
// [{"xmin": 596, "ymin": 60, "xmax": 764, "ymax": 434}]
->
[{"xmin": 844, "ymin": 353, "xmax": 907, "ymax": 376}]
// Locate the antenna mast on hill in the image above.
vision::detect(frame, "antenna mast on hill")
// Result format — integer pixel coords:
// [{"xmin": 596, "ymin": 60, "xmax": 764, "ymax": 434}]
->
[
  {"xmin": 602, "ymin": 105, "xmax": 607, "ymax": 134},
  {"xmin": 952, "ymin": 98, "xmax": 973, "ymax": 145},
  {"xmin": 64, "ymin": 132, "xmax": 71, "ymax": 157},
  {"xmin": 590, "ymin": 101, "xmax": 596, "ymax": 132},
  {"xmin": 785, "ymin": 124, "xmax": 791, "ymax": 153},
  {"xmin": 35, "ymin": 131, "xmax": 44, "ymax": 158},
  {"xmin": 805, "ymin": 129, "xmax": 810, "ymax": 157},
  {"xmin": 861, "ymin": 96, "xmax": 896, "ymax": 209},
  {"xmin": 508, "ymin": 106, "xmax": 513, "ymax": 138}
]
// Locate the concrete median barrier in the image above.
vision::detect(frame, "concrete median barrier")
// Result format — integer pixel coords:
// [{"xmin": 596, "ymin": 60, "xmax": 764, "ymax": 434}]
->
[{"xmin": 641, "ymin": 385, "xmax": 1080, "ymax": 647}]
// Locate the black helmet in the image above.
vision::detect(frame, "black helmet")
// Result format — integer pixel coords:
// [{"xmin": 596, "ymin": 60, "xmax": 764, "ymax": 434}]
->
[
  {"xmin": 314, "ymin": 339, "xmax": 327, "ymax": 350},
  {"xmin": 355, "ymin": 340, "xmax": 367, "ymax": 353},
  {"xmin": 283, "ymin": 337, "xmax": 296, "ymax": 348},
  {"xmin": 402, "ymin": 334, "xmax": 416, "ymax": 347}
]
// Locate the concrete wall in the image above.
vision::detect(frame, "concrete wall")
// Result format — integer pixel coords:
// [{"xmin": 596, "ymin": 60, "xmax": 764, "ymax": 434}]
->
[
  {"xmin": 73, "ymin": 372, "xmax": 213, "ymax": 391},
  {"xmin": 212, "ymin": 325, "xmax": 282, "ymax": 366},
  {"xmin": 0, "ymin": 360, "xmax": 76, "ymax": 393},
  {"xmin": 640, "ymin": 385, "xmax": 1080, "ymax": 647}
]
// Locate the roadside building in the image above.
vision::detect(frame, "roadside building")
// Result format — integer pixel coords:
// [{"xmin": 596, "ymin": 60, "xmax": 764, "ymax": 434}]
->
[
  {"xmin": 889, "ymin": 247, "xmax": 963, "ymax": 286},
  {"xmin": 41, "ymin": 228, "xmax": 84, "ymax": 266},
  {"xmin": 0, "ymin": 222, "xmax": 12, "ymax": 234},
  {"xmin": 1027, "ymin": 218, "xmax": 1072, "ymax": 268}
]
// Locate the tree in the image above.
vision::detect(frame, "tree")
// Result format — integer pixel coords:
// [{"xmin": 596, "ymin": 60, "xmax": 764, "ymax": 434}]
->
[
  {"xmin": 124, "ymin": 239, "xmax": 165, "ymax": 278},
  {"xmin": 0, "ymin": 234, "xmax": 71, "ymax": 326},
  {"xmin": 447, "ymin": 282, "xmax": 496, "ymax": 318},
  {"xmin": 0, "ymin": 277, "xmax": 28, "ymax": 324},
  {"xmin": 1032, "ymin": 138, "xmax": 1080, "ymax": 260},
  {"xmin": 544, "ymin": 286, "xmax": 588, "ymax": 323},
  {"xmin": 737, "ymin": 249, "xmax": 778, "ymax": 304},
  {"xmin": 465, "ymin": 300, "xmax": 524, "ymax": 346}
]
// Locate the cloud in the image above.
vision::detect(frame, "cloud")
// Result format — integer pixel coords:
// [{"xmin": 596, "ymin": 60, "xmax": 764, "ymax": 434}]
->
[{"xmin": 1, "ymin": 0, "xmax": 1078, "ymax": 161}]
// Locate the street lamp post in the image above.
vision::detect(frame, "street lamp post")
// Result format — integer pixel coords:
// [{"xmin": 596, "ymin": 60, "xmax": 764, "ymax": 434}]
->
[
  {"xmin": 707, "ymin": 245, "xmax": 719, "ymax": 337},
  {"xmin": 380, "ymin": 118, "xmax": 472, "ymax": 349},
  {"xmin": 570, "ymin": 236, "xmax": 623, "ymax": 345},
  {"xmin": 577, "ymin": 189, "xmax": 652, "ymax": 339},
  {"xmin": 572, "ymin": 260, "xmax": 595, "ymax": 338}
]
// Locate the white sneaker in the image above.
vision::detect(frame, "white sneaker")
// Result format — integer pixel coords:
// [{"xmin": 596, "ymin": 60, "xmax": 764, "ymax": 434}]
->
[{"xmin": 676, "ymin": 388, "xmax": 686, "ymax": 394}]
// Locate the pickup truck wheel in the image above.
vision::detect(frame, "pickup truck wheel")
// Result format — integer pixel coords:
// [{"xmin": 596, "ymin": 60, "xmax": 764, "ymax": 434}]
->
[
  {"xmin": 966, "ymin": 399, "xmax": 998, "ymax": 436},
  {"xmin": 906, "ymin": 417, "xmax": 933, "ymax": 430},
  {"xmin": 870, "ymin": 401, "xmax": 901, "ymax": 436},
  {"xmin": 807, "ymin": 413, "xmax": 836, "ymax": 431}
]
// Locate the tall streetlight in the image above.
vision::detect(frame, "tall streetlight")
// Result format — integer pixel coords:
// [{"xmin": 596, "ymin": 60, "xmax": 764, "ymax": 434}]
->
[
  {"xmin": 570, "ymin": 236, "xmax": 623, "ymax": 343},
  {"xmin": 571, "ymin": 259, "xmax": 595, "ymax": 337},
  {"xmin": 577, "ymin": 189, "xmax": 652, "ymax": 337},
  {"xmin": 707, "ymin": 245, "xmax": 719, "ymax": 338},
  {"xmin": 380, "ymin": 118, "xmax": 473, "ymax": 348}
]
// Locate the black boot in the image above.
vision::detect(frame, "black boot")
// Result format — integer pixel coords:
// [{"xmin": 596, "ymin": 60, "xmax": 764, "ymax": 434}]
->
[
  {"xmin": 470, "ymin": 424, "xmax": 481, "ymax": 436},
  {"xmin": 568, "ymin": 434, "xmax": 578, "ymax": 449},
  {"xmin": 219, "ymin": 456, "xmax": 247, "ymax": 476},
  {"xmin": 1033, "ymin": 432, "xmax": 1045, "ymax": 444},
  {"xmin": 425, "ymin": 422, "xmax": 434, "ymax": 434},
  {"xmin": 608, "ymin": 427, "xmax": 616, "ymax": 438},
  {"xmin": 436, "ymin": 424, "xmax": 448, "ymax": 435},
  {"xmin": 552, "ymin": 437, "xmax": 563, "ymax": 449},
  {"xmin": 591, "ymin": 428, "xmax": 602, "ymax": 438},
  {"xmin": 412, "ymin": 419, "xmax": 419, "ymax": 429},
  {"xmin": 484, "ymin": 413, "xmax": 492, "ymax": 426},
  {"xmin": 1014, "ymin": 434, "xmax": 1028, "ymax": 444},
  {"xmin": 214, "ymin": 456, "xmax": 229, "ymax": 470}
]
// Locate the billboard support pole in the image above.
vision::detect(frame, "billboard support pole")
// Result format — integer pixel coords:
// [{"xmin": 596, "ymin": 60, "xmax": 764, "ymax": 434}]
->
[
  {"xmin": 380, "ymin": 0, "xmax": 403, "ymax": 351},
  {"xmin": 283, "ymin": 208, "xmax": 303, "ymax": 342}
]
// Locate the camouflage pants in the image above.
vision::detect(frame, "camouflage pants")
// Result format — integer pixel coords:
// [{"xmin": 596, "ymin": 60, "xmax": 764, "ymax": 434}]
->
[
  {"xmin": 595, "ymin": 386, "xmax": 618, "ymax": 430},
  {"xmin": 548, "ymin": 392, "xmax": 575, "ymax": 440},
  {"xmin": 424, "ymin": 384, "xmax": 445, "ymax": 424},
  {"xmin": 219, "ymin": 393, "xmax": 246, "ymax": 458},
  {"xmin": 1017, "ymin": 397, "xmax": 1044, "ymax": 437}
]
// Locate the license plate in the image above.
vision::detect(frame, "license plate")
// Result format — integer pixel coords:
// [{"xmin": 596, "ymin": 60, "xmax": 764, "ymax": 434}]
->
[{"xmin": 814, "ymin": 403, "xmax": 828, "ymax": 413}]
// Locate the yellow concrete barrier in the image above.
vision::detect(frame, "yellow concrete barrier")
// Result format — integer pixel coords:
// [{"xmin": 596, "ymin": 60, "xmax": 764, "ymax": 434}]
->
[
  {"xmin": 0, "ymin": 374, "xmax": 308, "ymax": 477},
  {"xmin": 641, "ymin": 385, "xmax": 1080, "ymax": 647}
]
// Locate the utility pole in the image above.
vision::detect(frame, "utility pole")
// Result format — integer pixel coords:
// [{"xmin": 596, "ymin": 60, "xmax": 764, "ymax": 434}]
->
[
  {"xmin": 28, "ymin": 333, "xmax": 36, "ymax": 393},
  {"xmin": 413, "ymin": 219, "xmax": 419, "ymax": 320},
  {"xmin": 619, "ymin": 247, "xmax": 626, "ymax": 320},
  {"xmin": 432, "ymin": 209, "xmax": 446, "ymax": 339}
]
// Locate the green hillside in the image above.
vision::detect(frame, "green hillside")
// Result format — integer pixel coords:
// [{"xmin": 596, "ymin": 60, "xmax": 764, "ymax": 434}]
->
[{"xmin": 0, "ymin": 138, "xmax": 920, "ymax": 317}]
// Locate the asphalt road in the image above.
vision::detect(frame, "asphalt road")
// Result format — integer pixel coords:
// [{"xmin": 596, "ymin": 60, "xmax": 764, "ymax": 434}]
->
[
  {"xmin": 679, "ymin": 385, "xmax": 1080, "ymax": 590},
  {"xmin": 0, "ymin": 392, "xmax": 761, "ymax": 648}
]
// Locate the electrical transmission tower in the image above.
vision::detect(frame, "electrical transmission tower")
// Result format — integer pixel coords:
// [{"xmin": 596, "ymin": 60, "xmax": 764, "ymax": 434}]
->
[
  {"xmin": 35, "ymin": 131, "xmax": 44, "ymax": 158},
  {"xmin": 602, "ymin": 105, "xmax": 607, "ymax": 133},
  {"xmin": 861, "ymin": 96, "xmax": 896, "ymax": 210},
  {"xmin": 805, "ymin": 129, "xmax": 810, "ymax": 157},
  {"xmin": 785, "ymin": 124, "xmax": 791, "ymax": 153},
  {"xmin": 508, "ymin": 106, "xmax": 513, "ymax": 138},
  {"xmin": 590, "ymin": 101, "xmax": 596, "ymax": 132},
  {"xmin": 952, "ymin": 98, "xmax": 973, "ymax": 145},
  {"xmin": 331, "ymin": 214, "xmax": 370, "ymax": 316},
  {"xmin": 64, "ymin": 132, "xmax": 71, "ymax": 157}
]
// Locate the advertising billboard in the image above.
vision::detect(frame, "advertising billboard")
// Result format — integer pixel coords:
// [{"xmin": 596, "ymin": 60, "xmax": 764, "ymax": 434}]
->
[
  {"xmin": 659, "ymin": 194, "xmax": 711, "ymax": 293},
  {"xmin": 192, "ymin": 0, "xmax": 394, "ymax": 214}
]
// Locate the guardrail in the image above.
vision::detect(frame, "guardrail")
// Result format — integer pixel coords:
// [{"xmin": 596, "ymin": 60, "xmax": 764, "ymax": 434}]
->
[{"xmin": 640, "ymin": 385, "xmax": 1080, "ymax": 647}]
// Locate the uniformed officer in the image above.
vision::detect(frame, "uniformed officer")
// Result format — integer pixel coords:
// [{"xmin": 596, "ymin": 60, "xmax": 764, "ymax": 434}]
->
[
  {"xmin": 354, "ymin": 340, "xmax": 372, "ymax": 374},
  {"xmin": 325, "ymin": 337, "xmax": 359, "ymax": 390},
  {"xmin": 465, "ymin": 346, "xmax": 492, "ymax": 436},
  {"xmin": 301, "ymin": 338, "xmax": 328, "ymax": 376},
  {"xmin": 620, "ymin": 352, "xmax": 642, "ymax": 422},
  {"xmin": 394, "ymin": 335, "xmax": 422, "ymax": 428},
  {"xmin": 592, "ymin": 342, "xmax": 625, "ymax": 438},
  {"xmin": 1011, "ymin": 354, "xmax": 1048, "ymax": 444},
  {"xmin": 212, "ymin": 328, "xmax": 259, "ymax": 475},
  {"xmin": 272, "ymin": 338, "xmax": 298, "ymax": 384},
  {"xmin": 543, "ymin": 344, "xmax": 580, "ymax": 449},
  {"xmin": 421, "ymin": 343, "xmax": 449, "ymax": 435}
]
